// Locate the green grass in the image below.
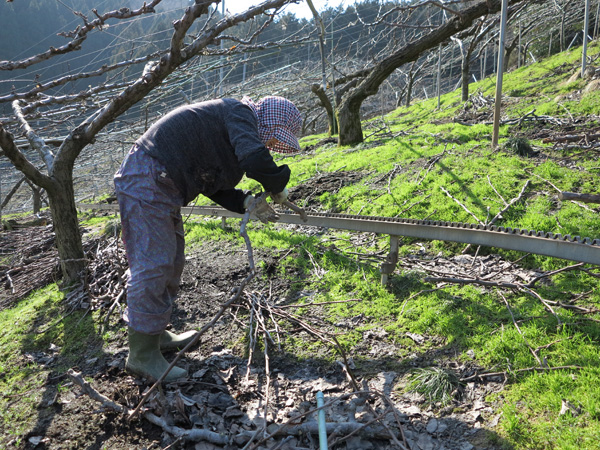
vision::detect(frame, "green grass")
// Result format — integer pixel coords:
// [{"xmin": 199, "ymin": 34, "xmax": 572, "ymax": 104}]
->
[
  {"xmin": 3, "ymin": 41, "xmax": 600, "ymax": 449},
  {"xmin": 0, "ymin": 285, "xmax": 103, "ymax": 442}
]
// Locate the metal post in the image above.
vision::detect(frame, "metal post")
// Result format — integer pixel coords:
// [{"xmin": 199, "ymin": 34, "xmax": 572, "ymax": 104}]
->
[
  {"xmin": 483, "ymin": 45, "xmax": 488, "ymax": 78},
  {"xmin": 594, "ymin": 0, "xmax": 600, "ymax": 38},
  {"xmin": 242, "ymin": 58, "xmax": 247, "ymax": 85},
  {"xmin": 492, "ymin": 0, "xmax": 508, "ymax": 148},
  {"xmin": 331, "ymin": 18, "xmax": 338, "ymax": 134},
  {"xmin": 582, "ymin": 0, "xmax": 591, "ymax": 77},
  {"xmin": 437, "ymin": 43, "xmax": 442, "ymax": 109},
  {"xmin": 380, "ymin": 235, "xmax": 400, "ymax": 285},
  {"xmin": 518, "ymin": 22, "xmax": 522, "ymax": 68},
  {"xmin": 219, "ymin": 0, "xmax": 225, "ymax": 95}
]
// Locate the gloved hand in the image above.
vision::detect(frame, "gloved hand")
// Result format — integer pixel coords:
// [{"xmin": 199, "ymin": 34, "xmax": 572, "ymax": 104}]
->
[
  {"xmin": 243, "ymin": 195, "xmax": 280, "ymax": 223},
  {"xmin": 270, "ymin": 187, "xmax": 289, "ymax": 205}
]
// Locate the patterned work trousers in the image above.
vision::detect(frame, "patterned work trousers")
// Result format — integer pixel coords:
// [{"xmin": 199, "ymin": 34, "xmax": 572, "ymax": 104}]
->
[{"xmin": 114, "ymin": 145, "xmax": 185, "ymax": 335}]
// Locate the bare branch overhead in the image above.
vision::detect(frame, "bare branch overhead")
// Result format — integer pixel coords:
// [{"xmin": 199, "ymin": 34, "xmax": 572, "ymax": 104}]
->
[{"xmin": 0, "ymin": 0, "xmax": 164, "ymax": 71}]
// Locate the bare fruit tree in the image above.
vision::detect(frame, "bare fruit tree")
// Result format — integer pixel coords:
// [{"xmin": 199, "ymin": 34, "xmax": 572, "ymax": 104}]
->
[
  {"xmin": 0, "ymin": 0, "xmax": 298, "ymax": 284},
  {"xmin": 339, "ymin": 0, "xmax": 543, "ymax": 145}
]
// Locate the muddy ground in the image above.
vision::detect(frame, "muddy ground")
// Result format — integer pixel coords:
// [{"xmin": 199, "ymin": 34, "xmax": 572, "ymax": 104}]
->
[
  {"xmin": 6, "ymin": 130, "xmax": 597, "ymax": 450},
  {"xmin": 3, "ymin": 215, "xmax": 513, "ymax": 450}
]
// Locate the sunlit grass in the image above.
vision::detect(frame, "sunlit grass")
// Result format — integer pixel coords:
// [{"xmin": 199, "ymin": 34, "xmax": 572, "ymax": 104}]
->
[
  {"xmin": 0, "ymin": 285, "xmax": 103, "ymax": 441},
  {"xmin": 3, "ymin": 40, "xmax": 600, "ymax": 450}
]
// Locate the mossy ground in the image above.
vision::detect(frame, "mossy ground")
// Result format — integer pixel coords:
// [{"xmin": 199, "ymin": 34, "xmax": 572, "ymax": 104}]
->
[{"xmin": 2, "ymin": 41, "xmax": 600, "ymax": 449}]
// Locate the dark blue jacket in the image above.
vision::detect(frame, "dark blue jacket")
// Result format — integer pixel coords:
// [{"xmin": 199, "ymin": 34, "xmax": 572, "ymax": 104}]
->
[{"xmin": 137, "ymin": 98, "xmax": 290, "ymax": 212}]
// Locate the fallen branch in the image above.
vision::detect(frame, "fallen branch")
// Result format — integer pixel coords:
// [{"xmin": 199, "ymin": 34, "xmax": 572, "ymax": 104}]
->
[
  {"xmin": 520, "ymin": 287, "xmax": 561, "ymax": 326},
  {"xmin": 425, "ymin": 276, "xmax": 521, "ymax": 289},
  {"xmin": 460, "ymin": 365, "xmax": 584, "ymax": 382},
  {"xmin": 559, "ymin": 191, "xmax": 600, "ymax": 205},
  {"xmin": 67, "ymin": 369, "xmax": 126, "ymax": 413},
  {"xmin": 487, "ymin": 175, "xmax": 508, "ymax": 207},
  {"xmin": 440, "ymin": 185, "xmax": 485, "ymax": 226},
  {"xmin": 542, "ymin": 132, "xmax": 600, "ymax": 144}
]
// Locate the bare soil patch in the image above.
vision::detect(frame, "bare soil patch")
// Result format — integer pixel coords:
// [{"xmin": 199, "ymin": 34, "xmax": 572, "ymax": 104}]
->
[
  {"xmin": 3, "ymin": 219, "xmax": 513, "ymax": 450},
  {"xmin": 4, "ymin": 147, "xmax": 599, "ymax": 448}
]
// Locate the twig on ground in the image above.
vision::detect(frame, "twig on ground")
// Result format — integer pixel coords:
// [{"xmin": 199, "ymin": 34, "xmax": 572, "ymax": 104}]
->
[
  {"xmin": 487, "ymin": 175, "xmax": 508, "ymax": 207},
  {"xmin": 527, "ymin": 170, "xmax": 562, "ymax": 193},
  {"xmin": 498, "ymin": 291, "xmax": 543, "ymax": 367},
  {"xmin": 520, "ymin": 287, "xmax": 562, "ymax": 327},
  {"xmin": 100, "ymin": 288, "xmax": 125, "ymax": 334},
  {"xmin": 533, "ymin": 336, "xmax": 574, "ymax": 358},
  {"xmin": 425, "ymin": 276, "xmax": 521, "ymax": 289},
  {"xmin": 488, "ymin": 180, "xmax": 530, "ymax": 226},
  {"xmin": 460, "ymin": 365, "xmax": 583, "ymax": 382},
  {"xmin": 440, "ymin": 186, "xmax": 484, "ymax": 226},
  {"xmin": 526, "ymin": 263, "xmax": 585, "ymax": 287}
]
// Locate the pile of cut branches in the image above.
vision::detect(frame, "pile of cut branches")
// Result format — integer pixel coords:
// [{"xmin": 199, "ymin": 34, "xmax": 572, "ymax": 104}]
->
[
  {"xmin": 0, "ymin": 215, "xmax": 128, "ymax": 312},
  {"xmin": 0, "ymin": 214, "xmax": 58, "ymax": 309},
  {"xmin": 65, "ymin": 229, "xmax": 128, "ymax": 313}
]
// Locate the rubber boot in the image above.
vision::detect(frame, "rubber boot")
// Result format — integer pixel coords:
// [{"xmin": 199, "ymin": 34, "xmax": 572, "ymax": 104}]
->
[
  {"xmin": 160, "ymin": 329, "xmax": 199, "ymax": 351},
  {"xmin": 126, "ymin": 328, "xmax": 188, "ymax": 382}
]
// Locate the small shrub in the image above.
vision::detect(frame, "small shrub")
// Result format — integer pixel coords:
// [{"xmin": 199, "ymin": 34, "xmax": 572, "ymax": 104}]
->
[
  {"xmin": 406, "ymin": 366, "xmax": 461, "ymax": 406},
  {"xmin": 102, "ymin": 219, "xmax": 122, "ymax": 237},
  {"xmin": 502, "ymin": 137, "xmax": 536, "ymax": 157}
]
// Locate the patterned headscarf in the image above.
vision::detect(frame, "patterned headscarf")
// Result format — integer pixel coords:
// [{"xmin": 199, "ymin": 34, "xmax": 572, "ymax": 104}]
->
[{"xmin": 241, "ymin": 96, "xmax": 302, "ymax": 154}]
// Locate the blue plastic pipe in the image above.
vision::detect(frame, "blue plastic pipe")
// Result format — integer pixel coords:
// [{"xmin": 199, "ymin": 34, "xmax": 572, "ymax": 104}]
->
[{"xmin": 316, "ymin": 391, "xmax": 328, "ymax": 450}]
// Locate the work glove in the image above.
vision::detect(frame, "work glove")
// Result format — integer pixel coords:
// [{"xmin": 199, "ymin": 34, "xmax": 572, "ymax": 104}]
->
[
  {"xmin": 270, "ymin": 187, "xmax": 289, "ymax": 205},
  {"xmin": 243, "ymin": 195, "xmax": 280, "ymax": 224}
]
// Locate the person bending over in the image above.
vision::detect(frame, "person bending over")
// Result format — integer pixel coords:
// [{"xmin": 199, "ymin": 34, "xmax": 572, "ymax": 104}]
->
[{"xmin": 114, "ymin": 96, "xmax": 302, "ymax": 381}]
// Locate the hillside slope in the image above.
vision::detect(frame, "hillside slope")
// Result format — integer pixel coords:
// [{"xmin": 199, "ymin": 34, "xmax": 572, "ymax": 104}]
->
[{"xmin": 1, "ymin": 41, "xmax": 600, "ymax": 450}]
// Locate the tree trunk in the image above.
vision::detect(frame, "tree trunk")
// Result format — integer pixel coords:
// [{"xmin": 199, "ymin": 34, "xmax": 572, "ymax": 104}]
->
[
  {"xmin": 405, "ymin": 75, "xmax": 414, "ymax": 107},
  {"xmin": 32, "ymin": 188, "xmax": 42, "ymax": 214},
  {"xmin": 461, "ymin": 57, "xmax": 470, "ymax": 101},
  {"xmin": 311, "ymin": 84, "xmax": 336, "ymax": 136},
  {"xmin": 24, "ymin": 178, "xmax": 43, "ymax": 213},
  {"xmin": 46, "ymin": 173, "xmax": 85, "ymax": 285},
  {"xmin": 405, "ymin": 62, "xmax": 419, "ymax": 107},
  {"xmin": 337, "ymin": 98, "xmax": 364, "ymax": 146},
  {"xmin": 335, "ymin": 0, "xmax": 523, "ymax": 146}
]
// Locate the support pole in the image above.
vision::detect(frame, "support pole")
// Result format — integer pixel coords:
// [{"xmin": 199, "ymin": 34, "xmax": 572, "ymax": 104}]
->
[
  {"xmin": 380, "ymin": 235, "xmax": 400, "ymax": 285},
  {"xmin": 492, "ymin": 0, "xmax": 508, "ymax": 148},
  {"xmin": 316, "ymin": 391, "xmax": 328, "ymax": 450},
  {"xmin": 437, "ymin": 43, "xmax": 442, "ymax": 109},
  {"xmin": 582, "ymin": 0, "xmax": 591, "ymax": 77}
]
